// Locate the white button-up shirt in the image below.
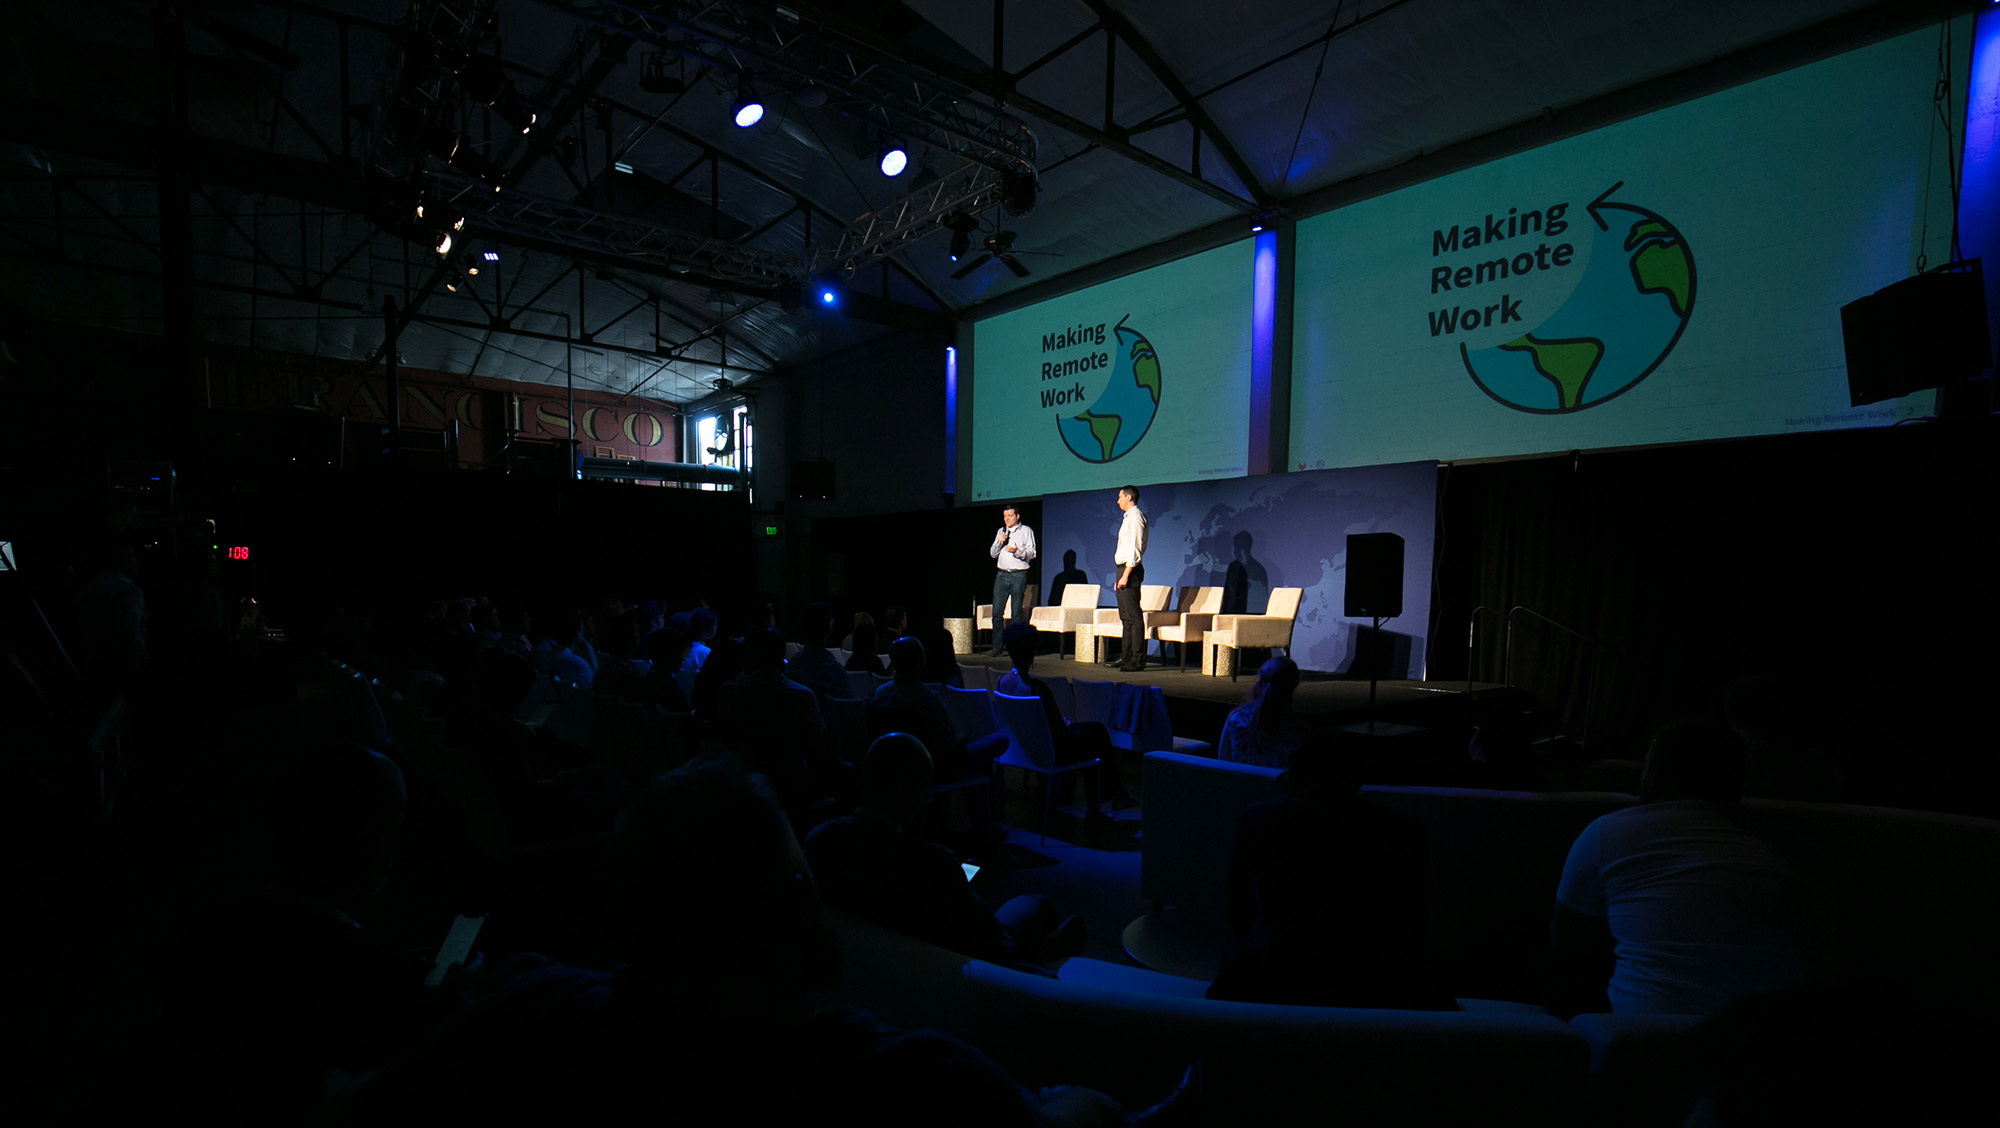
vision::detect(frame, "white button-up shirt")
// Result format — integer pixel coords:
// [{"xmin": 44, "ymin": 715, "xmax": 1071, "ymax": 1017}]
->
[
  {"xmin": 991, "ymin": 523, "xmax": 1037, "ymax": 572},
  {"xmin": 1115, "ymin": 506, "xmax": 1147, "ymax": 568}
]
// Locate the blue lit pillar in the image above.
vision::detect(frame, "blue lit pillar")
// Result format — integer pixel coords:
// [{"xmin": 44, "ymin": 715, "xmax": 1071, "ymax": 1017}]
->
[
  {"xmin": 1962, "ymin": 4, "xmax": 2000, "ymax": 368},
  {"xmin": 944, "ymin": 342, "xmax": 959, "ymax": 497},
  {"xmin": 1247, "ymin": 224, "xmax": 1296, "ymax": 475}
]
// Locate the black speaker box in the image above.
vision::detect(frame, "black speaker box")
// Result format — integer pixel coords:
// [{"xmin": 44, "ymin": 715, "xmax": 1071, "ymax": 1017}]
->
[
  {"xmin": 1840, "ymin": 261, "xmax": 1992, "ymax": 407},
  {"xmin": 1345, "ymin": 532, "xmax": 1405, "ymax": 618},
  {"xmin": 791, "ymin": 459, "xmax": 836, "ymax": 501}
]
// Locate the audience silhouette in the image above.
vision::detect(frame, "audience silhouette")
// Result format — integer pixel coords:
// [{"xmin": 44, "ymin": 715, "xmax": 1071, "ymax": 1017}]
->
[{"xmin": 1550, "ymin": 719, "xmax": 1833, "ymax": 1017}]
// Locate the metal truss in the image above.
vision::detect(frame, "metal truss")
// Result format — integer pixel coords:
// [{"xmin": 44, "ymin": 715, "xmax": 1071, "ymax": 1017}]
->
[
  {"xmin": 368, "ymin": 0, "xmax": 503, "ymax": 178},
  {"xmin": 806, "ymin": 163, "xmax": 1002, "ymax": 278},
  {"xmin": 428, "ymin": 166, "xmax": 798, "ymax": 290},
  {"xmin": 534, "ymin": 0, "xmax": 1037, "ymax": 176}
]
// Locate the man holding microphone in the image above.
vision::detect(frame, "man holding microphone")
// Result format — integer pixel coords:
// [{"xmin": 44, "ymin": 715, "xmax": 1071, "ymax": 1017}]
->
[{"xmin": 987, "ymin": 505, "xmax": 1036, "ymax": 657}]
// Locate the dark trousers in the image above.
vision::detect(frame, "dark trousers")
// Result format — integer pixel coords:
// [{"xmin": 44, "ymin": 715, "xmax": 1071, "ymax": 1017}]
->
[
  {"xmin": 991, "ymin": 569, "xmax": 1028, "ymax": 650},
  {"xmin": 1116, "ymin": 563, "xmax": 1146, "ymax": 666}
]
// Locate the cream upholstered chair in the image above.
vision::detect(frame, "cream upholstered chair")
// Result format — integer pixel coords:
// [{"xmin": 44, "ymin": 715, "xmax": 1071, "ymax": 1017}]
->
[
  {"xmin": 1087, "ymin": 584, "xmax": 1170, "ymax": 663},
  {"xmin": 1205, "ymin": 587, "xmax": 1305, "ymax": 680},
  {"xmin": 974, "ymin": 586, "xmax": 1036, "ymax": 649},
  {"xmin": 1153, "ymin": 586, "xmax": 1224, "ymax": 670},
  {"xmin": 1028, "ymin": 583, "xmax": 1101, "ymax": 658}
]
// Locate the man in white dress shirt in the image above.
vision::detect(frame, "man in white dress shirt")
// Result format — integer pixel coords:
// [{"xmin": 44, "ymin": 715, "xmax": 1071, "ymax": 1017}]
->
[
  {"xmin": 987, "ymin": 505, "xmax": 1036, "ymax": 657},
  {"xmin": 1111, "ymin": 485, "xmax": 1149, "ymax": 672}
]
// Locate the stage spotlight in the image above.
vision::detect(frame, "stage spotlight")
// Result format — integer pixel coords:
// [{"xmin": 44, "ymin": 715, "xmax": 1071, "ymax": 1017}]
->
[
  {"xmin": 820, "ymin": 286, "xmax": 837, "ymax": 305},
  {"xmin": 943, "ymin": 212, "xmax": 978, "ymax": 263},
  {"xmin": 435, "ymin": 231, "xmax": 453, "ymax": 255},
  {"xmin": 1248, "ymin": 209, "xmax": 1277, "ymax": 234},
  {"xmin": 495, "ymin": 98, "xmax": 537, "ymax": 134},
  {"xmin": 732, "ymin": 73, "xmax": 765, "ymax": 128},
  {"xmin": 482, "ymin": 250, "xmax": 500, "ymax": 262},
  {"xmin": 877, "ymin": 138, "xmax": 909, "ymax": 178}
]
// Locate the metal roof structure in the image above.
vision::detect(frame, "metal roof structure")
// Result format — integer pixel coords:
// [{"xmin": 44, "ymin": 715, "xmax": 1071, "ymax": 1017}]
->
[{"xmin": 0, "ymin": 0, "xmax": 1950, "ymax": 407}]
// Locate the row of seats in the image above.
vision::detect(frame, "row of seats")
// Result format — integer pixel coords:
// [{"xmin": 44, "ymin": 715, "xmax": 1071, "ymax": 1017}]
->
[{"xmin": 977, "ymin": 585, "xmax": 1308, "ymax": 676}]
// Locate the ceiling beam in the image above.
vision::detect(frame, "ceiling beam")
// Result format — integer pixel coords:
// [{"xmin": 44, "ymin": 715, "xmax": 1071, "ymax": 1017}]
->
[
  {"xmin": 1077, "ymin": 0, "xmax": 1269, "ymax": 206},
  {"xmin": 771, "ymin": 2, "xmax": 1261, "ymax": 212}
]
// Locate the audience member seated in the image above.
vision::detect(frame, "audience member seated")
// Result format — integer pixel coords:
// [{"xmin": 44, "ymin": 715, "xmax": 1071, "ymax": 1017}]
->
[
  {"xmin": 445, "ymin": 650, "xmax": 618, "ymax": 839},
  {"xmin": 1725, "ymin": 675, "xmax": 1843, "ymax": 802},
  {"xmin": 1550, "ymin": 719, "xmax": 1834, "ymax": 1018},
  {"xmin": 342, "ymin": 759, "xmax": 1142, "ymax": 1126},
  {"xmin": 158, "ymin": 742, "xmax": 462, "ymax": 1124},
  {"xmin": 675, "ymin": 606, "xmax": 718, "ymax": 673},
  {"xmin": 845, "ymin": 622, "xmax": 887, "ymax": 673},
  {"xmin": 632, "ymin": 627, "xmax": 692, "ymax": 710},
  {"xmin": 994, "ymin": 625, "xmax": 1111, "ymax": 823},
  {"xmin": 871, "ymin": 637, "xmax": 1005, "ymax": 773},
  {"xmin": 591, "ymin": 611, "xmax": 649, "ymax": 700},
  {"xmin": 786, "ymin": 602, "xmax": 851, "ymax": 702},
  {"xmin": 714, "ymin": 628, "xmax": 828, "ymax": 805},
  {"xmin": 918, "ymin": 626, "xmax": 964, "ymax": 688},
  {"xmin": 841, "ymin": 610, "xmax": 875, "ymax": 654},
  {"xmin": 869, "ymin": 637, "xmax": 1004, "ymax": 840},
  {"xmin": 1216, "ymin": 656, "xmax": 1311, "ymax": 770},
  {"xmin": 688, "ymin": 636, "xmax": 743, "ymax": 719},
  {"xmin": 1206, "ymin": 739, "xmax": 1454, "ymax": 1011},
  {"xmin": 539, "ymin": 610, "xmax": 596, "ymax": 687},
  {"xmin": 498, "ymin": 608, "xmax": 533, "ymax": 657},
  {"xmin": 806, "ymin": 734, "xmax": 1085, "ymax": 969},
  {"xmin": 879, "ymin": 605, "xmax": 909, "ymax": 649}
]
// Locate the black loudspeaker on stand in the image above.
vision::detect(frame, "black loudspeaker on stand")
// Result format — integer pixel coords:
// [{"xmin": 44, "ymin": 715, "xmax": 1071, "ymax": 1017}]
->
[{"xmin": 1339, "ymin": 533, "xmax": 1422, "ymax": 738}]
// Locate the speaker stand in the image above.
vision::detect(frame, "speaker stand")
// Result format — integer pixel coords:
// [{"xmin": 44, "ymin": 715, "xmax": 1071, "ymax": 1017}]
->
[{"xmin": 1337, "ymin": 615, "xmax": 1423, "ymax": 738}]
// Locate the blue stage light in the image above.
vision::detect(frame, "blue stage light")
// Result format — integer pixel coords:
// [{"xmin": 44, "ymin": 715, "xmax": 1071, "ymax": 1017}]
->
[{"xmin": 878, "ymin": 139, "xmax": 909, "ymax": 178}]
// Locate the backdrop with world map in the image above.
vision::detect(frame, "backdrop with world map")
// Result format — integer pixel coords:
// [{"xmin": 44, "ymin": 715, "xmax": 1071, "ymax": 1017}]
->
[{"xmin": 1039, "ymin": 461, "xmax": 1437, "ymax": 675}]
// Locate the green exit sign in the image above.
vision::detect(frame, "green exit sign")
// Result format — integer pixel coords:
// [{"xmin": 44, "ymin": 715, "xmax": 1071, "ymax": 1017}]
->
[{"xmin": 762, "ymin": 525, "xmax": 780, "ymax": 537}]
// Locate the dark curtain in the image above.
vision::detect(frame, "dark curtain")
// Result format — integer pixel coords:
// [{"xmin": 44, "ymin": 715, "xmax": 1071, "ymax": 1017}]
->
[{"xmin": 1430, "ymin": 418, "xmax": 1997, "ymax": 814}]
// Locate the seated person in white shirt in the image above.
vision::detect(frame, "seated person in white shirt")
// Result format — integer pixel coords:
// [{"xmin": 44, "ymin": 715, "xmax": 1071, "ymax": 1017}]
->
[{"xmin": 1550, "ymin": 719, "xmax": 1833, "ymax": 1017}]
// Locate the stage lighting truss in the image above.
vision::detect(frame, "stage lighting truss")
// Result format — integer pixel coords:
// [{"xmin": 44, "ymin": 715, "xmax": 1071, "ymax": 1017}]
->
[
  {"xmin": 370, "ymin": 1, "xmax": 1040, "ymax": 295},
  {"xmin": 535, "ymin": 1, "xmax": 1036, "ymax": 178},
  {"xmin": 366, "ymin": 0, "xmax": 503, "ymax": 180},
  {"xmin": 425, "ymin": 165, "xmax": 798, "ymax": 291}
]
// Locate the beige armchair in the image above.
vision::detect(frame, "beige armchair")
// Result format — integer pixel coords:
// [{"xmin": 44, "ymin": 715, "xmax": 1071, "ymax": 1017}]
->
[
  {"xmin": 975, "ymin": 585, "xmax": 1036, "ymax": 649},
  {"xmin": 1027, "ymin": 583, "xmax": 1101, "ymax": 658},
  {"xmin": 1152, "ymin": 586, "xmax": 1225, "ymax": 670},
  {"xmin": 1086, "ymin": 584, "xmax": 1171, "ymax": 663},
  {"xmin": 1206, "ymin": 587, "xmax": 1304, "ymax": 680}
]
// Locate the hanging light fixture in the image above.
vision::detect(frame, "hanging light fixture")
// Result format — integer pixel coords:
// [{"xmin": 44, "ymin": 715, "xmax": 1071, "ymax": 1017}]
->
[
  {"xmin": 877, "ymin": 136, "xmax": 909, "ymax": 178},
  {"xmin": 732, "ymin": 72, "xmax": 765, "ymax": 128}
]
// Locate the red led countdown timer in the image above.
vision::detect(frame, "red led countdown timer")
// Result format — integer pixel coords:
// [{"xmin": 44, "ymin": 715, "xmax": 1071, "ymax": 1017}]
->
[{"xmin": 227, "ymin": 546, "xmax": 250, "ymax": 560}]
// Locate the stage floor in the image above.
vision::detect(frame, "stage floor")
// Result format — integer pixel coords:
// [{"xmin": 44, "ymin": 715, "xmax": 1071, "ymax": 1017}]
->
[{"xmin": 955, "ymin": 652, "xmax": 1500, "ymax": 716}]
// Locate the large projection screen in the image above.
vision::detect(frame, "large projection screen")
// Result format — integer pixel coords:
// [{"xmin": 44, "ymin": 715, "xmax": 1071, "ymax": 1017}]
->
[
  {"xmin": 1290, "ymin": 26, "xmax": 1972, "ymax": 470},
  {"xmin": 969, "ymin": 240, "xmax": 1253, "ymax": 501}
]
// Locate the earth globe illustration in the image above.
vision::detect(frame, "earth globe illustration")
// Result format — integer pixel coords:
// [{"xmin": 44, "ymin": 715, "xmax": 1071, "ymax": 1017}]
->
[
  {"xmin": 1057, "ymin": 315, "xmax": 1161, "ymax": 462},
  {"xmin": 1462, "ymin": 184, "xmax": 1695, "ymax": 413}
]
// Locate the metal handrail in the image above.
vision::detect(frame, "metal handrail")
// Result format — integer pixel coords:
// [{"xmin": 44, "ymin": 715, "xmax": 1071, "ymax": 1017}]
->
[{"xmin": 1466, "ymin": 604, "xmax": 1619, "ymax": 751}]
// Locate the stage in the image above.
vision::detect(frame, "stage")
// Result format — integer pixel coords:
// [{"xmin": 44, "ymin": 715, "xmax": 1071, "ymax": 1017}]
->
[{"xmin": 956, "ymin": 651, "xmax": 1515, "ymax": 756}]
